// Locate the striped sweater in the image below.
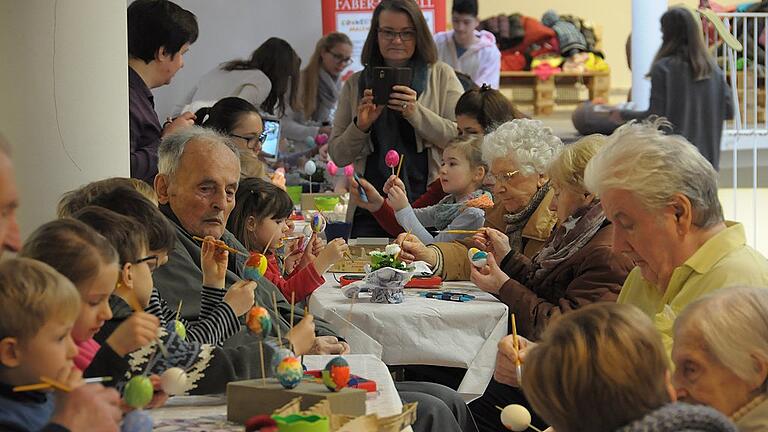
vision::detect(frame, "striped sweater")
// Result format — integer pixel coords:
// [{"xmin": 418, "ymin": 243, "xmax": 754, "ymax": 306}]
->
[{"xmin": 144, "ymin": 286, "xmax": 240, "ymax": 347}]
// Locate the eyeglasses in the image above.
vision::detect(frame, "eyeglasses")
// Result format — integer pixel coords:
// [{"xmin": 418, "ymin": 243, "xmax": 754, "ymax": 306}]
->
[
  {"xmin": 327, "ymin": 50, "xmax": 353, "ymax": 65},
  {"xmin": 378, "ymin": 29, "xmax": 417, "ymax": 42},
  {"xmin": 487, "ymin": 170, "xmax": 521, "ymax": 186},
  {"xmin": 230, "ymin": 131, "xmax": 268, "ymax": 150},
  {"xmin": 135, "ymin": 255, "xmax": 160, "ymax": 272}
]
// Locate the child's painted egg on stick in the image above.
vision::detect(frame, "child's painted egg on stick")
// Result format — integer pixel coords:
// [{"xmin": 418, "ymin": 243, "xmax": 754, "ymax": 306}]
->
[
  {"xmin": 174, "ymin": 320, "xmax": 187, "ymax": 340},
  {"xmin": 124, "ymin": 375, "xmax": 154, "ymax": 409},
  {"xmin": 385, "ymin": 150, "xmax": 400, "ymax": 169},
  {"xmin": 160, "ymin": 367, "xmax": 188, "ymax": 396},
  {"xmin": 246, "ymin": 306, "xmax": 272, "ymax": 337},
  {"xmin": 304, "ymin": 160, "xmax": 317, "ymax": 176},
  {"xmin": 276, "ymin": 356, "xmax": 303, "ymax": 389},
  {"xmin": 343, "ymin": 165, "xmax": 355, "ymax": 177},
  {"xmin": 500, "ymin": 404, "xmax": 533, "ymax": 431},
  {"xmin": 243, "ymin": 252, "xmax": 268, "ymax": 281},
  {"xmin": 326, "ymin": 161, "xmax": 338, "ymax": 176},
  {"xmin": 311, "ymin": 213, "xmax": 326, "ymax": 233}
]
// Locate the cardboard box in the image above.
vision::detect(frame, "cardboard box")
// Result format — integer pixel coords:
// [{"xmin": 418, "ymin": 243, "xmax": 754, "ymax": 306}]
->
[{"xmin": 226, "ymin": 378, "xmax": 367, "ymax": 424}]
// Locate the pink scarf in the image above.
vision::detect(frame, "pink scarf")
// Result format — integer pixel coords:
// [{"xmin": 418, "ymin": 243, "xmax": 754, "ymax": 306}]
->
[{"xmin": 74, "ymin": 338, "xmax": 100, "ymax": 371}]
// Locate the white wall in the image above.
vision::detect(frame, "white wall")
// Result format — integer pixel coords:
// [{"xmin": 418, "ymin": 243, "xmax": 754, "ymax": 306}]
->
[
  {"xmin": 152, "ymin": 0, "xmax": 322, "ymax": 121},
  {"xmin": 0, "ymin": 0, "xmax": 129, "ymax": 238}
]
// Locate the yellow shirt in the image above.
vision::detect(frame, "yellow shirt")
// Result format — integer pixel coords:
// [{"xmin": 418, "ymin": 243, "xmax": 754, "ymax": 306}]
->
[{"xmin": 618, "ymin": 222, "xmax": 768, "ymax": 353}]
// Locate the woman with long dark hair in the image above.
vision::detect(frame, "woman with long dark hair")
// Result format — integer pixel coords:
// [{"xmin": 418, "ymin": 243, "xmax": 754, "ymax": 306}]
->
[
  {"xmin": 328, "ymin": 0, "xmax": 464, "ymax": 237},
  {"xmin": 177, "ymin": 37, "xmax": 301, "ymax": 130},
  {"xmin": 613, "ymin": 7, "xmax": 731, "ymax": 169}
]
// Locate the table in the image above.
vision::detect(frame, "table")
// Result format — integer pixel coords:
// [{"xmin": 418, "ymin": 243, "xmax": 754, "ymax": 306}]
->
[
  {"xmin": 152, "ymin": 354, "xmax": 411, "ymax": 431},
  {"xmin": 309, "ymin": 276, "xmax": 508, "ymax": 397}
]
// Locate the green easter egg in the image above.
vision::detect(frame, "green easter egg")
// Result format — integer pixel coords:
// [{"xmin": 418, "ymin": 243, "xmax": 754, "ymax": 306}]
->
[
  {"xmin": 175, "ymin": 320, "xmax": 187, "ymax": 340},
  {"xmin": 124, "ymin": 375, "xmax": 154, "ymax": 408}
]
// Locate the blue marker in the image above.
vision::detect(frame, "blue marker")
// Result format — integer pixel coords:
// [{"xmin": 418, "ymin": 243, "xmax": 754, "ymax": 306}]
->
[{"xmin": 353, "ymin": 173, "xmax": 369, "ymax": 203}]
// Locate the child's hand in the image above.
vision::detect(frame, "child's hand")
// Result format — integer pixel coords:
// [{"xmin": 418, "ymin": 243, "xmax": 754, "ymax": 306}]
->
[
  {"xmin": 386, "ymin": 183, "xmax": 409, "ymax": 211},
  {"xmin": 313, "ymin": 238, "xmax": 349, "ymax": 274},
  {"xmin": 106, "ymin": 312, "xmax": 160, "ymax": 357},
  {"xmin": 383, "ymin": 175, "xmax": 406, "ymax": 195},
  {"xmin": 55, "ymin": 365, "xmax": 84, "ymax": 390},
  {"xmin": 201, "ymin": 236, "xmax": 228, "ymax": 289},
  {"xmin": 285, "ymin": 314, "xmax": 316, "ymax": 356},
  {"xmin": 223, "ymin": 280, "xmax": 256, "ymax": 317},
  {"xmin": 145, "ymin": 374, "xmax": 169, "ymax": 409},
  {"xmin": 282, "ymin": 247, "xmax": 303, "ymax": 274},
  {"xmin": 50, "ymin": 384, "xmax": 122, "ymax": 432},
  {"xmin": 298, "ymin": 233, "xmax": 321, "ymax": 268}
]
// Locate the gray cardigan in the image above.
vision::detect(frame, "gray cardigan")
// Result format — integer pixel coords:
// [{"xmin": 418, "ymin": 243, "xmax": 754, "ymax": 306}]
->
[{"xmin": 620, "ymin": 56, "xmax": 733, "ymax": 170}]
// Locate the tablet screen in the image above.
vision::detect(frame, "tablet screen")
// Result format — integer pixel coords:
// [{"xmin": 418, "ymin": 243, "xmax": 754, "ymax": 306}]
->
[{"xmin": 261, "ymin": 119, "xmax": 280, "ymax": 157}]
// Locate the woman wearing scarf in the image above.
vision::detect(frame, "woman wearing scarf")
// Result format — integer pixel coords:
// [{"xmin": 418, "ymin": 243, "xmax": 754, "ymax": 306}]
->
[
  {"xmin": 470, "ymin": 134, "xmax": 634, "ymax": 339},
  {"xmin": 328, "ymin": 0, "xmax": 464, "ymax": 237},
  {"xmin": 465, "ymin": 133, "xmax": 634, "ymax": 432},
  {"xmin": 397, "ymin": 119, "xmax": 561, "ymax": 281}
]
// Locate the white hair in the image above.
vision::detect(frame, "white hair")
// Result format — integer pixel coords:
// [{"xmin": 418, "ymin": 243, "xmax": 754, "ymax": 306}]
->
[
  {"xmin": 482, "ymin": 119, "xmax": 563, "ymax": 176},
  {"xmin": 584, "ymin": 118, "xmax": 723, "ymax": 227},
  {"xmin": 675, "ymin": 286, "xmax": 768, "ymax": 388},
  {"xmin": 158, "ymin": 126, "xmax": 239, "ymax": 178}
]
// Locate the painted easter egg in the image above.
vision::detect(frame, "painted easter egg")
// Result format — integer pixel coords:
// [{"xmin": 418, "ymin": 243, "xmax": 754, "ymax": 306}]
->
[
  {"xmin": 270, "ymin": 347, "xmax": 296, "ymax": 375},
  {"xmin": 500, "ymin": 404, "xmax": 532, "ymax": 431},
  {"xmin": 304, "ymin": 160, "xmax": 317, "ymax": 176},
  {"xmin": 343, "ymin": 165, "xmax": 355, "ymax": 177},
  {"xmin": 326, "ymin": 160, "xmax": 338, "ymax": 176},
  {"xmin": 174, "ymin": 320, "xmax": 187, "ymax": 340},
  {"xmin": 315, "ymin": 133, "xmax": 329, "ymax": 146},
  {"xmin": 124, "ymin": 375, "xmax": 154, "ymax": 409},
  {"xmin": 467, "ymin": 247, "xmax": 481, "ymax": 262},
  {"xmin": 304, "ymin": 136, "xmax": 316, "ymax": 146},
  {"xmin": 121, "ymin": 410, "xmax": 153, "ymax": 432},
  {"xmin": 470, "ymin": 250, "xmax": 489, "ymax": 268},
  {"xmin": 311, "ymin": 213, "xmax": 326, "ymax": 233},
  {"xmin": 246, "ymin": 306, "xmax": 272, "ymax": 337},
  {"xmin": 276, "ymin": 356, "xmax": 303, "ymax": 389},
  {"xmin": 243, "ymin": 252, "xmax": 268, "ymax": 281},
  {"xmin": 322, "ymin": 356, "xmax": 350, "ymax": 392},
  {"xmin": 160, "ymin": 367, "xmax": 188, "ymax": 396},
  {"xmin": 385, "ymin": 150, "xmax": 400, "ymax": 168}
]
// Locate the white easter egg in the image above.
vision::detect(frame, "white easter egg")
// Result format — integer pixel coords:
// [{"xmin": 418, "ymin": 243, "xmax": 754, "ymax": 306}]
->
[
  {"xmin": 467, "ymin": 247, "xmax": 480, "ymax": 262},
  {"xmin": 160, "ymin": 367, "xmax": 188, "ymax": 396},
  {"xmin": 384, "ymin": 243, "xmax": 401, "ymax": 256},
  {"xmin": 304, "ymin": 160, "xmax": 317, "ymax": 175},
  {"xmin": 500, "ymin": 404, "xmax": 532, "ymax": 431}
]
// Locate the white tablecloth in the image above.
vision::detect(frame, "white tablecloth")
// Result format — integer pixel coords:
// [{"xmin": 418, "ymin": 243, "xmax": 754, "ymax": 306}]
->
[
  {"xmin": 309, "ymin": 276, "xmax": 508, "ymax": 397},
  {"xmin": 152, "ymin": 354, "xmax": 410, "ymax": 431}
]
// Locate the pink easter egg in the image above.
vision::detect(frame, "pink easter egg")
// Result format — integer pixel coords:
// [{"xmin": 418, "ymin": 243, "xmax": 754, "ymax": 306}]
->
[
  {"xmin": 385, "ymin": 150, "xmax": 400, "ymax": 168},
  {"xmin": 326, "ymin": 161, "xmax": 338, "ymax": 176},
  {"xmin": 315, "ymin": 133, "xmax": 329, "ymax": 146},
  {"xmin": 343, "ymin": 165, "xmax": 355, "ymax": 177}
]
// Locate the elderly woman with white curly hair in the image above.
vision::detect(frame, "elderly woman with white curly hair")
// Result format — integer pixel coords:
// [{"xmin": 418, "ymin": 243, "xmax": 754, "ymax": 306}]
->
[
  {"xmin": 397, "ymin": 118, "xmax": 561, "ymax": 281},
  {"xmin": 672, "ymin": 286, "xmax": 768, "ymax": 431},
  {"xmin": 583, "ymin": 119, "xmax": 768, "ymax": 352}
]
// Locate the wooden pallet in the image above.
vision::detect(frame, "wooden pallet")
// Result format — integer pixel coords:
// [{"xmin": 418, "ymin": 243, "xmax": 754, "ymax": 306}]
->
[{"xmin": 499, "ymin": 70, "xmax": 611, "ymax": 115}]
